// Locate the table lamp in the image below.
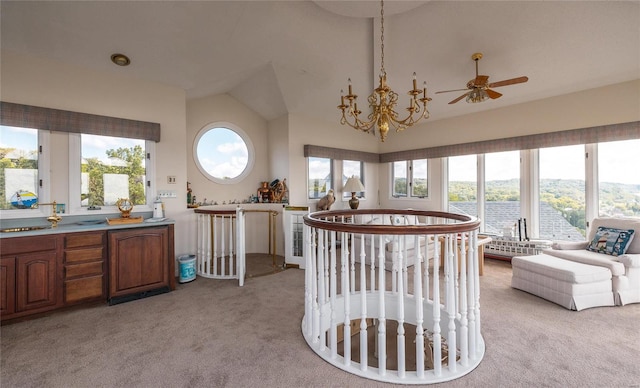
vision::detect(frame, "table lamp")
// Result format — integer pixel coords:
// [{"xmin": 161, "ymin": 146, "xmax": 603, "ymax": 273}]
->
[{"xmin": 344, "ymin": 176, "xmax": 365, "ymax": 209}]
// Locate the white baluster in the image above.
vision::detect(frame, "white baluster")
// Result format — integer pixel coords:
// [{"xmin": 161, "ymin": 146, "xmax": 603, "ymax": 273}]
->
[
  {"xmin": 459, "ymin": 231, "xmax": 469, "ymax": 367},
  {"xmin": 342, "ymin": 231, "xmax": 351, "ymax": 366},
  {"xmin": 304, "ymin": 223, "xmax": 312, "ymax": 336},
  {"xmin": 432, "ymin": 234, "xmax": 442, "ymax": 376},
  {"xmin": 236, "ymin": 208, "xmax": 244, "ymax": 286},
  {"xmin": 447, "ymin": 235, "xmax": 457, "ymax": 373},
  {"xmin": 359, "ymin": 233, "xmax": 368, "ymax": 372},
  {"xmin": 377, "ymin": 234, "xmax": 387, "ymax": 376},
  {"xmin": 213, "ymin": 215, "xmax": 218, "ymax": 277},
  {"xmin": 369, "ymin": 234, "xmax": 376, "ymax": 293},
  {"xmin": 330, "ymin": 231, "xmax": 338, "ymax": 360},
  {"xmin": 397, "ymin": 239, "xmax": 406, "ymax": 378},
  {"xmin": 414, "ymin": 234, "xmax": 425, "ymax": 377},
  {"xmin": 317, "ymin": 229, "xmax": 326, "ymax": 350}
]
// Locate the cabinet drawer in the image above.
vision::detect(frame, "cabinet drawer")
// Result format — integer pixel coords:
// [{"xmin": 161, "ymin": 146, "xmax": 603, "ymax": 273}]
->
[
  {"xmin": 66, "ymin": 232, "xmax": 104, "ymax": 249},
  {"xmin": 2, "ymin": 235, "xmax": 58, "ymax": 256},
  {"xmin": 65, "ymin": 261, "xmax": 103, "ymax": 279},
  {"xmin": 65, "ymin": 276, "xmax": 104, "ymax": 304},
  {"xmin": 65, "ymin": 247, "xmax": 103, "ymax": 263}
]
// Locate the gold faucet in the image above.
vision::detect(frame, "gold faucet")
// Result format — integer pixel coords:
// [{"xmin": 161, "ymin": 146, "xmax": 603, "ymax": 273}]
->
[{"xmin": 33, "ymin": 201, "xmax": 62, "ymax": 228}]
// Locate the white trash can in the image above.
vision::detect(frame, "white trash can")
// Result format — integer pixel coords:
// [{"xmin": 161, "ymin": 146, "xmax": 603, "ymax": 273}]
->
[{"xmin": 178, "ymin": 254, "xmax": 197, "ymax": 283}]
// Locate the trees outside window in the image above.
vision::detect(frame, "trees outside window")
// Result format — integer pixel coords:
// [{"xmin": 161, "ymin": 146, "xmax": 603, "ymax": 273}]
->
[
  {"xmin": 81, "ymin": 134, "xmax": 147, "ymax": 207},
  {"xmin": 392, "ymin": 159, "xmax": 428, "ymax": 198}
]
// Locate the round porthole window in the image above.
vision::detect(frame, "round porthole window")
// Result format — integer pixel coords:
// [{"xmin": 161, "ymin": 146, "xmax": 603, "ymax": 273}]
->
[{"xmin": 193, "ymin": 122, "xmax": 255, "ymax": 184}]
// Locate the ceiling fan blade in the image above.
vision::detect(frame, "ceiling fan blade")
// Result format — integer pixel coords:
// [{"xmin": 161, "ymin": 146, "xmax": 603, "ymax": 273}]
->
[
  {"xmin": 485, "ymin": 88, "xmax": 502, "ymax": 99},
  {"xmin": 488, "ymin": 76, "xmax": 529, "ymax": 88},
  {"xmin": 474, "ymin": 75, "xmax": 489, "ymax": 86},
  {"xmin": 435, "ymin": 88, "xmax": 469, "ymax": 94},
  {"xmin": 449, "ymin": 92, "xmax": 470, "ymax": 104}
]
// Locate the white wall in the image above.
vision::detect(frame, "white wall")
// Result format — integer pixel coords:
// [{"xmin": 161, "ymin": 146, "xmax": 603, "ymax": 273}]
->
[
  {"xmin": 378, "ymin": 79, "xmax": 640, "ymax": 209},
  {"xmin": 381, "ymin": 79, "xmax": 640, "ymax": 153},
  {"xmin": 186, "ymin": 94, "xmax": 270, "ymax": 205},
  {"xmin": 1, "ymin": 50, "xmax": 191, "ymax": 256}
]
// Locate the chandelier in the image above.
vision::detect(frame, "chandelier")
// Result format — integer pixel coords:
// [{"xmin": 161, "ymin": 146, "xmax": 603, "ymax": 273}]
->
[{"xmin": 338, "ymin": 0, "xmax": 431, "ymax": 142}]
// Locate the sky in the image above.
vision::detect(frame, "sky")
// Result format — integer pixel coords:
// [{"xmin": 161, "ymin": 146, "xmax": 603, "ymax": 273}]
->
[
  {"xmin": 449, "ymin": 141, "xmax": 640, "ymax": 185},
  {"xmin": 0, "ymin": 126, "xmax": 143, "ymax": 163},
  {"xmin": 196, "ymin": 127, "xmax": 248, "ymax": 179}
]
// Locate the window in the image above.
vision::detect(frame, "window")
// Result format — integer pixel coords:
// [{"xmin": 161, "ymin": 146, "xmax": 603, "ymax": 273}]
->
[
  {"xmin": 412, "ymin": 159, "xmax": 428, "ymax": 197},
  {"xmin": 69, "ymin": 133, "xmax": 154, "ymax": 213},
  {"xmin": 392, "ymin": 161, "xmax": 407, "ymax": 197},
  {"xmin": 448, "ymin": 154, "xmax": 477, "ymax": 216},
  {"xmin": 193, "ymin": 123, "xmax": 254, "ymax": 184},
  {"xmin": 342, "ymin": 160, "xmax": 364, "ymax": 199},
  {"xmin": 539, "ymin": 145, "xmax": 586, "ymax": 240},
  {"xmin": 79, "ymin": 134, "xmax": 148, "ymax": 208},
  {"xmin": 0, "ymin": 125, "xmax": 40, "ymax": 211},
  {"xmin": 484, "ymin": 151, "xmax": 520, "ymax": 235},
  {"xmin": 392, "ymin": 159, "xmax": 428, "ymax": 198},
  {"xmin": 308, "ymin": 157, "xmax": 332, "ymax": 199},
  {"xmin": 598, "ymin": 139, "xmax": 640, "ymax": 217}
]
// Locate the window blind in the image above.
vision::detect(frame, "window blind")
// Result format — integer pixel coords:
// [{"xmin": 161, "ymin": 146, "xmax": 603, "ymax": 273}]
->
[
  {"xmin": 0, "ymin": 101, "xmax": 161, "ymax": 142},
  {"xmin": 379, "ymin": 121, "xmax": 639, "ymax": 162}
]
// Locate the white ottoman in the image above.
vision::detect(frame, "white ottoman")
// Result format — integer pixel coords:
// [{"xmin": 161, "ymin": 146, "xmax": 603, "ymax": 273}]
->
[{"xmin": 511, "ymin": 254, "xmax": 615, "ymax": 311}]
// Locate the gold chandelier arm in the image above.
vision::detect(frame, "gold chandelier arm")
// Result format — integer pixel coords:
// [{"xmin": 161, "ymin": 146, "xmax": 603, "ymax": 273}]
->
[{"xmin": 339, "ymin": 107, "xmax": 377, "ymax": 133}]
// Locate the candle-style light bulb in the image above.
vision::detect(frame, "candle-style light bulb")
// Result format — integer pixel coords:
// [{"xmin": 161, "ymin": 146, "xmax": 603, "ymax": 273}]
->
[
  {"xmin": 412, "ymin": 72, "xmax": 417, "ymax": 90},
  {"xmin": 423, "ymin": 81, "xmax": 427, "ymax": 98},
  {"xmin": 348, "ymin": 78, "xmax": 352, "ymax": 95}
]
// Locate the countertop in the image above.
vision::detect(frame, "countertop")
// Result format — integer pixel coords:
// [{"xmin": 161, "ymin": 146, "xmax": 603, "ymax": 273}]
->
[{"xmin": 0, "ymin": 213, "xmax": 174, "ymax": 239}]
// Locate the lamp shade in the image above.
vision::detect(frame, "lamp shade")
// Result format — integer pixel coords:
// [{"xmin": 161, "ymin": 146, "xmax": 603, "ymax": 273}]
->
[
  {"xmin": 466, "ymin": 88, "xmax": 489, "ymax": 103},
  {"xmin": 344, "ymin": 176, "xmax": 365, "ymax": 193}
]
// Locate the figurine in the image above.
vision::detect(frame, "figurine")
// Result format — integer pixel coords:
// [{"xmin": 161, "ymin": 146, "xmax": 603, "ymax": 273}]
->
[{"xmin": 316, "ymin": 189, "xmax": 335, "ymax": 210}]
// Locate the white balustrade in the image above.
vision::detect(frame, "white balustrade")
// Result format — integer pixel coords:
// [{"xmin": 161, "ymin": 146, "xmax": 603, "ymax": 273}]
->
[
  {"xmin": 195, "ymin": 207, "xmax": 246, "ymax": 286},
  {"xmin": 302, "ymin": 210, "xmax": 484, "ymax": 384}
]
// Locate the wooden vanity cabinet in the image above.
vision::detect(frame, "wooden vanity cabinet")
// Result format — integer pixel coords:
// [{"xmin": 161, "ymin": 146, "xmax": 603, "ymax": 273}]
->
[
  {"xmin": 1, "ymin": 223, "xmax": 175, "ymax": 321},
  {"xmin": 63, "ymin": 231, "xmax": 106, "ymax": 305},
  {"xmin": 108, "ymin": 225, "xmax": 175, "ymax": 303},
  {"xmin": 1, "ymin": 235, "xmax": 61, "ymax": 320}
]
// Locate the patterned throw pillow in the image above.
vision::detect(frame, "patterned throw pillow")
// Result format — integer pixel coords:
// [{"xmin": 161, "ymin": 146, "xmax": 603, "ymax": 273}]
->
[{"xmin": 586, "ymin": 226, "xmax": 635, "ymax": 256}]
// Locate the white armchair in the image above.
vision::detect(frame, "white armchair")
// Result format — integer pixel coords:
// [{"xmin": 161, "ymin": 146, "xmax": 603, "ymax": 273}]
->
[{"xmin": 544, "ymin": 217, "xmax": 640, "ymax": 306}]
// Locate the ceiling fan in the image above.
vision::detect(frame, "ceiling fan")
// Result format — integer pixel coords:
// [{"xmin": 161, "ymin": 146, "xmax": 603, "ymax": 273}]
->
[{"xmin": 436, "ymin": 52, "xmax": 528, "ymax": 104}]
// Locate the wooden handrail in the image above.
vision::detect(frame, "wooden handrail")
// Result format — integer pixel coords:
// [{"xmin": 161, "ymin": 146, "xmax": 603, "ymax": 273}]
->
[{"xmin": 303, "ymin": 209, "xmax": 480, "ymax": 235}]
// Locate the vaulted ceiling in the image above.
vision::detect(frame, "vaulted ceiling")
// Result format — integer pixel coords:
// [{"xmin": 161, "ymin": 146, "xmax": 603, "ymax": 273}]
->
[{"xmin": 2, "ymin": 1, "xmax": 639, "ymax": 124}]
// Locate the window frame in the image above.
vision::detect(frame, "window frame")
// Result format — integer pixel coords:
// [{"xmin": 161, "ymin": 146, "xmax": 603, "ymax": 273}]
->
[
  {"xmin": 68, "ymin": 133, "xmax": 155, "ymax": 215},
  {"xmin": 192, "ymin": 122, "xmax": 255, "ymax": 185},
  {"xmin": 390, "ymin": 159, "xmax": 429, "ymax": 199},
  {"xmin": 307, "ymin": 156, "xmax": 333, "ymax": 200},
  {"xmin": 444, "ymin": 138, "xmax": 640, "ymax": 240},
  {"xmin": 0, "ymin": 127, "xmax": 50, "ymax": 220}
]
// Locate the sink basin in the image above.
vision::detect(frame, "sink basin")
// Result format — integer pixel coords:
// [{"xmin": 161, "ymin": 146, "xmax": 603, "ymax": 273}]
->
[{"xmin": 0, "ymin": 226, "xmax": 51, "ymax": 233}]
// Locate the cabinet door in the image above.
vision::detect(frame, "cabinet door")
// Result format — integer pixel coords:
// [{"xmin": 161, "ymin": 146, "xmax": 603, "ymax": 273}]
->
[
  {"xmin": 1, "ymin": 257, "xmax": 16, "ymax": 315},
  {"xmin": 109, "ymin": 227, "xmax": 169, "ymax": 297},
  {"xmin": 16, "ymin": 251, "xmax": 57, "ymax": 312}
]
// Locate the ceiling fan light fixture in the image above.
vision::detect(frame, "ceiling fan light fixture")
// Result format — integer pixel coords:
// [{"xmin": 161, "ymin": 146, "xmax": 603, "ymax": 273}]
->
[
  {"xmin": 110, "ymin": 53, "xmax": 131, "ymax": 67},
  {"xmin": 466, "ymin": 88, "xmax": 489, "ymax": 103}
]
